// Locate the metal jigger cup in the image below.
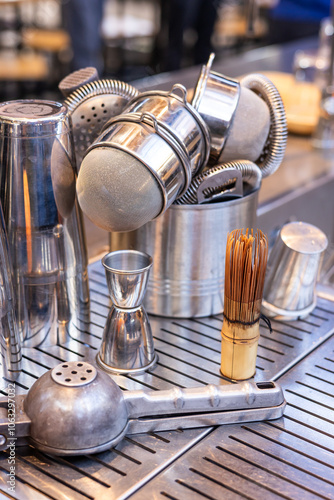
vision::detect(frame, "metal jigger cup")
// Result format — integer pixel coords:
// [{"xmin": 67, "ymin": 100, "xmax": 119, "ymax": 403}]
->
[{"xmin": 97, "ymin": 250, "xmax": 158, "ymax": 374}]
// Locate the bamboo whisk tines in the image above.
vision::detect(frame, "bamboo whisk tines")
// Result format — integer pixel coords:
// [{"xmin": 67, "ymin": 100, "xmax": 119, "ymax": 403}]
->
[
  {"xmin": 221, "ymin": 228, "xmax": 268, "ymax": 380},
  {"xmin": 224, "ymin": 228, "xmax": 268, "ymax": 325}
]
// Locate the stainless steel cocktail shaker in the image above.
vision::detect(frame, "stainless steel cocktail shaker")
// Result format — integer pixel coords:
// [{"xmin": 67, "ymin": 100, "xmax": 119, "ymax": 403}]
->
[
  {"xmin": 0, "ymin": 203, "xmax": 21, "ymax": 378},
  {"xmin": 0, "ymin": 100, "xmax": 89, "ymax": 347}
]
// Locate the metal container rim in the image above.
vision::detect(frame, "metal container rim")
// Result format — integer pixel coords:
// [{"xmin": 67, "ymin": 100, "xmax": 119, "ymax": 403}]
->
[{"xmin": 170, "ymin": 188, "xmax": 259, "ymax": 212}]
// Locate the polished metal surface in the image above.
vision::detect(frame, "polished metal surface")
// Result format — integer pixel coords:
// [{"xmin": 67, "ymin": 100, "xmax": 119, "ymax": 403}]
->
[
  {"xmin": 0, "ymin": 258, "xmax": 333, "ymax": 499},
  {"xmin": 64, "ymin": 79, "xmax": 139, "ymax": 167},
  {"xmin": 191, "ymin": 53, "xmax": 241, "ymax": 163},
  {"xmin": 124, "ymin": 84, "xmax": 211, "ymax": 175},
  {"xmin": 0, "ymin": 99, "xmax": 90, "ymax": 348},
  {"xmin": 110, "ymin": 190, "xmax": 259, "ymax": 318},
  {"xmin": 0, "ymin": 100, "xmax": 69, "ymax": 137},
  {"xmin": 312, "ymin": 91, "xmax": 334, "ymax": 150},
  {"xmin": 175, "ymin": 160, "xmax": 261, "ymax": 205},
  {"xmin": 102, "ymin": 250, "xmax": 153, "ymax": 309},
  {"xmin": 59, "ymin": 67, "xmax": 100, "ymax": 98},
  {"xmin": 134, "ymin": 332, "xmax": 334, "ymax": 500},
  {"xmin": 263, "ymin": 221, "xmax": 328, "ymax": 320},
  {"xmin": 0, "ymin": 204, "xmax": 21, "ymax": 379},
  {"xmin": 22, "ymin": 360, "xmax": 129, "ymax": 456},
  {"xmin": 98, "ymin": 250, "xmax": 157, "ymax": 374},
  {"xmin": 77, "ymin": 112, "xmax": 191, "ymax": 233},
  {"xmin": 240, "ymin": 73, "xmax": 288, "ymax": 178}
]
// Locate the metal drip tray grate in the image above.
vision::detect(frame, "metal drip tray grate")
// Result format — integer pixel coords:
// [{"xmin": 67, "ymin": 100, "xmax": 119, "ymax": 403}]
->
[
  {"xmin": 135, "ymin": 334, "xmax": 334, "ymax": 500},
  {"xmin": 0, "ymin": 259, "xmax": 333, "ymax": 500}
]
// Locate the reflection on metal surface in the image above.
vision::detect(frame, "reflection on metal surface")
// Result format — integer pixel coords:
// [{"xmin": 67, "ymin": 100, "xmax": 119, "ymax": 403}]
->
[
  {"xmin": 77, "ymin": 112, "xmax": 191, "ymax": 233},
  {"xmin": 97, "ymin": 250, "xmax": 157, "ymax": 374},
  {"xmin": 191, "ymin": 52, "xmax": 241, "ymax": 163},
  {"xmin": 0, "ymin": 204, "xmax": 21, "ymax": 379},
  {"xmin": 0, "ymin": 361, "xmax": 284, "ymax": 457},
  {"xmin": 0, "ymin": 259, "xmax": 333, "ymax": 499},
  {"xmin": 240, "ymin": 72, "xmax": 288, "ymax": 178},
  {"xmin": 135, "ymin": 334, "xmax": 334, "ymax": 500},
  {"xmin": 0, "ymin": 100, "xmax": 90, "ymax": 348}
]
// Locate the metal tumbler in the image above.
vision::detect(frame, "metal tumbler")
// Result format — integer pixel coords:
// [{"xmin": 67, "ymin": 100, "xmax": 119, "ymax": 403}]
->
[
  {"xmin": 262, "ymin": 221, "xmax": 328, "ymax": 320},
  {"xmin": 0, "ymin": 100, "xmax": 90, "ymax": 347}
]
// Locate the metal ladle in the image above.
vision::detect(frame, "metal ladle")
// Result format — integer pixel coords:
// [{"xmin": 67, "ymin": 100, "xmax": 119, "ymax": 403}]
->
[{"xmin": 0, "ymin": 361, "xmax": 285, "ymax": 456}]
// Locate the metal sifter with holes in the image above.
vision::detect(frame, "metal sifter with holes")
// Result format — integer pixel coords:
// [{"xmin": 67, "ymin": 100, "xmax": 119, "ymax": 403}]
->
[
  {"xmin": 0, "ymin": 360, "xmax": 285, "ymax": 456},
  {"xmin": 64, "ymin": 79, "xmax": 139, "ymax": 167}
]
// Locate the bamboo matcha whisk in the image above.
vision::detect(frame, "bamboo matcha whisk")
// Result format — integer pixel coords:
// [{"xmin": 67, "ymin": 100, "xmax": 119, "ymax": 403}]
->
[{"xmin": 221, "ymin": 228, "xmax": 268, "ymax": 380}]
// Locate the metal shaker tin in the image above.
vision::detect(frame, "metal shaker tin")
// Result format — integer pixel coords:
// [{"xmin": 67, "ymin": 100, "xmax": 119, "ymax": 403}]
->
[{"xmin": 0, "ymin": 99, "xmax": 89, "ymax": 347}]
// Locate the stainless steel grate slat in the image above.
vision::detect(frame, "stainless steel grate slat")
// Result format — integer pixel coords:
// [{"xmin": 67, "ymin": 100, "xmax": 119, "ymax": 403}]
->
[
  {"xmin": 0, "ymin": 259, "xmax": 334, "ymax": 499},
  {"xmin": 133, "ymin": 335, "xmax": 334, "ymax": 500},
  {"xmin": 0, "ymin": 453, "xmax": 92, "ymax": 500},
  {"xmin": 0, "ymin": 469, "xmax": 58, "ymax": 500}
]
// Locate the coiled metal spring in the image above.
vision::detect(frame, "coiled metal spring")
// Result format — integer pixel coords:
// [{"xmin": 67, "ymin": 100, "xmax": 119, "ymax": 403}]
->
[{"xmin": 240, "ymin": 73, "xmax": 288, "ymax": 178}]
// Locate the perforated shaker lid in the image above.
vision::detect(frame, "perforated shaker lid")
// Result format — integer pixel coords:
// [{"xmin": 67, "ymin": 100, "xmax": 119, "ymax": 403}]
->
[{"xmin": 0, "ymin": 99, "xmax": 70, "ymax": 137}]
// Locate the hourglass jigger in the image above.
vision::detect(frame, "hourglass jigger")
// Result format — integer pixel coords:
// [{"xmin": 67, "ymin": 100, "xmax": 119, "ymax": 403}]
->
[{"xmin": 97, "ymin": 250, "xmax": 157, "ymax": 374}]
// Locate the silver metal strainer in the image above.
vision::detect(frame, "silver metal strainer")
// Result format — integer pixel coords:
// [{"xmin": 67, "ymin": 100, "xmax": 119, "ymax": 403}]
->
[
  {"xmin": 64, "ymin": 79, "xmax": 139, "ymax": 167},
  {"xmin": 175, "ymin": 160, "xmax": 262, "ymax": 205},
  {"xmin": 77, "ymin": 112, "xmax": 191, "ymax": 233}
]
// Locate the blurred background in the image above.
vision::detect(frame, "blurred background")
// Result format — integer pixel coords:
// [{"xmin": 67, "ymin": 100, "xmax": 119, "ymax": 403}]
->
[{"xmin": 0, "ymin": 0, "xmax": 290, "ymax": 102}]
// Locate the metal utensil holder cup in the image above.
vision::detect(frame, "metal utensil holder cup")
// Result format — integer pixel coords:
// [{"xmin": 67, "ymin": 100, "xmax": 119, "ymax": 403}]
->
[{"xmin": 110, "ymin": 190, "xmax": 259, "ymax": 319}]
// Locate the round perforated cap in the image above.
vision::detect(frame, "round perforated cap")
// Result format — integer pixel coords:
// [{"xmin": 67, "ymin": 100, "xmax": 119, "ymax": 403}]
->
[
  {"xmin": 51, "ymin": 361, "xmax": 97, "ymax": 387},
  {"xmin": 77, "ymin": 147, "xmax": 164, "ymax": 232}
]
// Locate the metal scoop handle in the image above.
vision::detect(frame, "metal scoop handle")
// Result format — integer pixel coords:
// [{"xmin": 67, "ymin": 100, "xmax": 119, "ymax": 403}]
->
[{"xmin": 125, "ymin": 381, "xmax": 285, "ymax": 434}]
